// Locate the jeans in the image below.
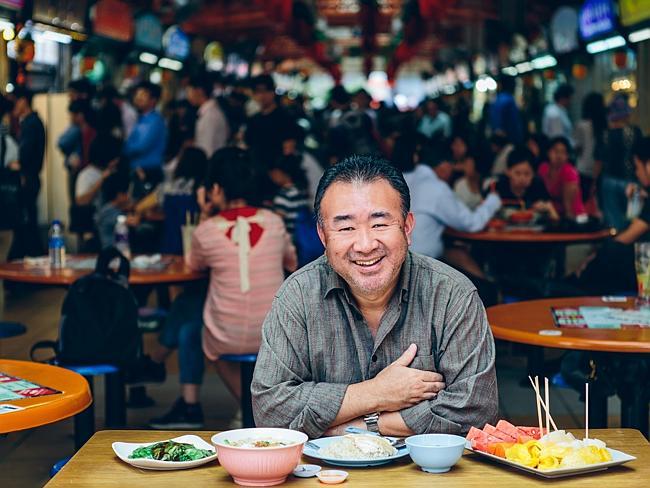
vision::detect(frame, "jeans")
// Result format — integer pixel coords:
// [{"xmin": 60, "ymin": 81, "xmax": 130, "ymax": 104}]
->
[
  {"xmin": 599, "ymin": 176, "xmax": 629, "ymax": 231},
  {"xmin": 158, "ymin": 286, "xmax": 207, "ymax": 385}
]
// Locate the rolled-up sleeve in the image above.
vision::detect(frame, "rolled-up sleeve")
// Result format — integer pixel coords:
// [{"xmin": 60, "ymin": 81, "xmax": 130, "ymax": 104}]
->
[
  {"xmin": 252, "ymin": 281, "xmax": 347, "ymax": 438},
  {"xmin": 400, "ymin": 289, "xmax": 498, "ymax": 434}
]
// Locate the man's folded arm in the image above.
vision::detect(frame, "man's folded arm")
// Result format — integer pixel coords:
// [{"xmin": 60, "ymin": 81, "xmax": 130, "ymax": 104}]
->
[{"xmin": 400, "ymin": 289, "xmax": 498, "ymax": 435}]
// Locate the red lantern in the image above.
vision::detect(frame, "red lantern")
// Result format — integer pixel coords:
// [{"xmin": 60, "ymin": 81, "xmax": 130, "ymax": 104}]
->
[
  {"xmin": 82, "ymin": 57, "xmax": 96, "ymax": 73},
  {"xmin": 543, "ymin": 69, "xmax": 555, "ymax": 80},
  {"xmin": 572, "ymin": 64, "xmax": 587, "ymax": 80},
  {"xmin": 614, "ymin": 50, "xmax": 627, "ymax": 70}
]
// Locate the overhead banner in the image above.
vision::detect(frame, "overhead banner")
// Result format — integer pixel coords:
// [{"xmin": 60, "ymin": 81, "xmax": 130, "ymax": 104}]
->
[
  {"xmin": 579, "ymin": 0, "xmax": 617, "ymax": 41},
  {"xmin": 134, "ymin": 12, "xmax": 162, "ymax": 52},
  {"xmin": 93, "ymin": 0, "xmax": 134, "ymax": 42},
  {"xmin": 620, "ymin": 0, "xmax": 650, "ymax": 27}
]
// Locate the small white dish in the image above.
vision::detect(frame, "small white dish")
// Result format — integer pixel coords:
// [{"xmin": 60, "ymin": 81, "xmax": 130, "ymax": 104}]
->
[
  {"xmin": 292, "ymin": 464, "xmax": 321, "ymax": 478},
  {"xmin": 303, "ymin": 436, "xmax": 410, "ymax": 467},
  {"xmin": 112, "ymin": 435, "xmax": 217, "ymax": 470},
  {"xmin": 316, "ymin": 469, "xmax": 348, "ymax": 484}
]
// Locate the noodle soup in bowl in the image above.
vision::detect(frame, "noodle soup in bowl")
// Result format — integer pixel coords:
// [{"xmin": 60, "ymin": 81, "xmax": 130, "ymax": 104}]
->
[{"xmin": 211, "ymin": 428, "xmax": 308, "ymax": 486}]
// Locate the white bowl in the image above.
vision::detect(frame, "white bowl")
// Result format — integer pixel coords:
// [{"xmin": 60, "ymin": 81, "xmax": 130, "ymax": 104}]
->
[
  {"xmin": 112, "ymin": 435, "xmax": 217, "ymax": 470},
  {"xmin": 405, "ymin": 434, "xmax": 466, "ymax": 473}
]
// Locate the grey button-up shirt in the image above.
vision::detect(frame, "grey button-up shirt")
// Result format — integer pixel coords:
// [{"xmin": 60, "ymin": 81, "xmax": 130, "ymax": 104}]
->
[{"xmin": 251, "ymin": 252, "xmax": 498, "ymax": 439}]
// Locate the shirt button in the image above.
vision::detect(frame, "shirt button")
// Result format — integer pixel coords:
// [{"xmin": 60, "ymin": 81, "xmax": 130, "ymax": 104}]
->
[{"xmin": 371, "ymin": 354, "xmax": 378, "ymax": 362}]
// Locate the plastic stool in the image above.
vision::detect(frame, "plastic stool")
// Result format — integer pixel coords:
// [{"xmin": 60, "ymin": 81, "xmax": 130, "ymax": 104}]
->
[
  {"xmin": 0, "ymin": 321, "xmax": 26, "ymax": 338},
  {"xmin": 220, "ymin": 354, "xmax": 257, "ymax": 428},
  {"xmin": 138, "ymin": 307, "xmax": 168, "ymax": 332},
  {"xmin": 64, "ymin": 364, "xmax": 125, "ymax": 448},
  {"xmin": 551, "ymin": 372, "xmax": 571, "ymax": 389},
  {"xmin": 49, "ymin": 456, "xmax": 72, "ymax": 478}
]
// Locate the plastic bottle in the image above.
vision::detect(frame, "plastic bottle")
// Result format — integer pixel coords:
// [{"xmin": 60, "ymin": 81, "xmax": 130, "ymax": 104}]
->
[
  {"xmin": 48, "ymin": 220, "xmax": 66, "ymax": 268},
  {"xmin": 114, "ymin": 215, "xmax": 131, "ymax": 259},
  {"xmin": 627, "ymin": 187, "xmax": 642, "ymax": 220}
]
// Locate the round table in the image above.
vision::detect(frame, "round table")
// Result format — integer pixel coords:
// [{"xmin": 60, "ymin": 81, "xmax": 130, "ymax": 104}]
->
[
  {"xmin": 487, "ymin": 297, "xmax": 650, "ymax": 436},
  {"xmin": 0, "ymin": 254, "xmax": 206, "ymax": 286},
  {"xmin": 487, "ymin": 297, "xmax": 650, "ymax": 353},
  {"xmin": 0, "ymin": 359, "xmax": 92, "ymax": 433},
  {"xmin": 445, "ymin": 227, "xmax": 616, "ymax": 244}
]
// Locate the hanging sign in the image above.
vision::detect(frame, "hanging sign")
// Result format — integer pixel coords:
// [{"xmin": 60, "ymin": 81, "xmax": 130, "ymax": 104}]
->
[
  {"xmin": 134, "ymin": 12, "xmax": 162, "ymax": 52},
  {"xmin": 579, "ymin": 0, "xmax": 616, "ymax": 41},
  {"xmin": 162, "ymin": 25, "xmax": 190, "ymax": 60}
]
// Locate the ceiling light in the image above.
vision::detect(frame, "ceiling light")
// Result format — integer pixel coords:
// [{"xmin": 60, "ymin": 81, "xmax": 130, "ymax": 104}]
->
[
  {"xmin": 586, "ymin": 35, "xmax": 626, "ymax": 54},
  {"xmin": 629, "ymin": 28, "xmax": 650, "ymax": 44},
  {"xmin": 515, "ymin": 62, "xmax": 533, "ymax": 74},
  {"xmin": 531, "ymin": 55, "xmax": 557, "ymax": 70},
  {"xmin": 501, "ymin": 66, "xmax": 518, "ymax": 76},
  {"xmin": 40, "ymin": 30, "xmax": 71, "ymax": 44},
  {"xmin": 139, "ymin": 52, "xmax": 158, "ymax": 65},
  {"xmin": 158, "ymin": 57, "xmax": 183, "ymax": 71}
]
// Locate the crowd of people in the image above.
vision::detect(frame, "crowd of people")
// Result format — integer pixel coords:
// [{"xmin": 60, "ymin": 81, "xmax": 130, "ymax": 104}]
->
[{"xmin": 0, "ymin": 71, "xmax": 648, "ymax": 429}]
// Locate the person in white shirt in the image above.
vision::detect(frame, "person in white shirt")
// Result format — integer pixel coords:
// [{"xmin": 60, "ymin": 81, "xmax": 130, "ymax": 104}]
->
[
  {"xmin": 75, "ymin": 136, "xmax": 120, "ymax": 209},
  {"xmin": 542, "ymin": 84, "xmax": 574, "ymax": 145},
  {"xmin": 187, "ymin": 76, "xmax": 229, "ymax": 159},
  {"xmin": 417, "ymin": 99, "xmax": 452, "ymax": 141}
]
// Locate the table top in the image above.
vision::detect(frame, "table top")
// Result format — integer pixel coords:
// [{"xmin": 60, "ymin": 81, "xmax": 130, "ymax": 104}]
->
[
  {"xmin": 445, "ymin": 227, "xmax": 615, "ymax": 244},
  {"xmin": 0, "ymin": 360, "xmax": 92, "ymax": 434},
  {"xmin": 44, "ymin": 429, "xmax": 649, "ymax": 487},
  {"xmin": 487, "ymin": 297, "xmax": 650, "ymax": 353},
  {"xmin": 0, "ymin": 254, "xmax": 206, "ymax": 286}
]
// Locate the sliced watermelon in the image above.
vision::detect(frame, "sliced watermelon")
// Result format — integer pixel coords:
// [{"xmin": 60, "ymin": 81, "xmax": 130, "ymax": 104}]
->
[
  {"xmin": 495, "ymin": 419, "xmax": 533, "ymax": 442},
  {"xmin": 517, "ymin": 426, "xmax": 547, "ymax": 439},
  {"xmin": 466, "ymin": 426, "xmax": 485, "ymax": 441},
  {"xmin": 483, "ymin": 423, "xmax": 517, "ymax": 442}
]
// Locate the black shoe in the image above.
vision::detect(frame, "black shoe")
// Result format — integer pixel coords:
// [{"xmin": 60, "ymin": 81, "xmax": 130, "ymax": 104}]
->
[
  {"xmin": 149, "ymin": 398, "xmax": 204, "ymax": 429},
  {"xmin": 126, "ymin": 386, "xmax": 156, "ymax": 408},
  {"xmin": 125, "ymin": 356, "xmax": 166, "ymax": 386}
]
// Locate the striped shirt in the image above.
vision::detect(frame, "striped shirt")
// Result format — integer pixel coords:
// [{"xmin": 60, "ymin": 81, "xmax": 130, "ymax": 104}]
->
[
  {"xmin": 252, "ymin": 251, "xmax": 498, "ymax": 439},
  {"xmin": 272, "ymin": 185, "xmax": 310, "ymax": 236}
]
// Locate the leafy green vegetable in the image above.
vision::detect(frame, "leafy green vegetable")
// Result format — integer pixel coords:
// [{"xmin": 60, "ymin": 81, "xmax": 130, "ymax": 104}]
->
[{"xmin": 129, "ymin": 441, "xmax": 214, "ymax": 462}]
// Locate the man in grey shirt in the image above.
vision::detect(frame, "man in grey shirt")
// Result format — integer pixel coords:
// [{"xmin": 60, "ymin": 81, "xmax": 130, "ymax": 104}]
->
[{"xmin": 252, "ymin": 155, "xmax": 497, "ymax": 439}]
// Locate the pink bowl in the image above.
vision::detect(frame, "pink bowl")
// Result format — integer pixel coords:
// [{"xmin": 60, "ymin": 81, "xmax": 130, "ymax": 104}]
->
[{"xmin": 212, "ymin": 428, "xmax": 308, "ymax": 486}]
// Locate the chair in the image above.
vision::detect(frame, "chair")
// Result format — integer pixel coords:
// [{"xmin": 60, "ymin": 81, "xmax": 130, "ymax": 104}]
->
[
  {"xmin": 63, "ymin": 364, "xmax": 125, "ymax": 449},
  {"xmin": 220, "ymin": 354, "xmax": 257, "ymax": 428},
  {"xmin": 49, "ymin": 456, "xmax": 72, "ymax": 478}
]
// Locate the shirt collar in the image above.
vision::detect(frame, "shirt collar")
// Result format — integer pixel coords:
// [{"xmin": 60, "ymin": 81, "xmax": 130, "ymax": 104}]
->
[{"xmin": 323, "ymin": 251, "xmax": 412, "ymax": 304}]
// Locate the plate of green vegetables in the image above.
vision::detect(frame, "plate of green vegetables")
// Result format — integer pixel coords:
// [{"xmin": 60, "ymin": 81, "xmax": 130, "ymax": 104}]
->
[{"xmin": 112, "ymin": 435, "xmax": 217, "ymax": 470}]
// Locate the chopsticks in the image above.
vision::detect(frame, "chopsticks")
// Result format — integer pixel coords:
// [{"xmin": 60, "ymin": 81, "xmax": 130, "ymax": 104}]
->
[
  {"xmin": 528, "ymin": 375, "xmax": 558, "ymax": 433},
  {"xmin": 585, "ymin": 383, "xmax": 589, "ymax": 440}
]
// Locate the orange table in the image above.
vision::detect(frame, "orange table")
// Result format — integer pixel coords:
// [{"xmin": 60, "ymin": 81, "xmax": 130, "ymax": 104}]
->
[
  {"xmin": 0, "ymin": 359, "xmax": 91, "ymax": 433},
  {"xmin": 445, "ymin": 227, "xmax": 615, "ymax": 244},
  {"xmin": 0, "ymin": 254, "xmax": 206, "ymax": 286},
  {"xmin": 487, "ymin": 297, "xmax": 650, "ymax": 437}
]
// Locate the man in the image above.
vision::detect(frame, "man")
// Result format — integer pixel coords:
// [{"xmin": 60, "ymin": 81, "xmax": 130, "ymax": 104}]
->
[
  {"xmin": 417, "ymin": 99, "xmax": 452, "ymax": 141},
  {"xmin": 489, "ymin": 75, "xmax": 523, "ymax": 145},
  {"xmin": 245, "ymin": 74, "xmax": 297, "ymax": 166},
  {"xmin": 542, "ymin": 84, "xmax": 574, "ymax": 145},
  {"xmin": 187, "ymin": 76, "xmax": 229, "ymax": 158},
  {"xmin": 124, "ymin": 81, "xmax": 167, "ymax": 188},
  {"xmin": 252, "ymin": 155, "xmax": 498, "ymax": 438},
  {"xmin": 8, "ymin": 86, "xmax": 45, "ymax": 259}
]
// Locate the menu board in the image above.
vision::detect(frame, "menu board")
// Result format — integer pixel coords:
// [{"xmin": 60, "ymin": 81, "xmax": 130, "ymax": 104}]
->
[
  {"xmin": 552, "ymin": 307, "xmax": 650, "ymax": 329},
  {"xmin": 0, "ymin": 372, "xmax": 61, "ymax": 401}
]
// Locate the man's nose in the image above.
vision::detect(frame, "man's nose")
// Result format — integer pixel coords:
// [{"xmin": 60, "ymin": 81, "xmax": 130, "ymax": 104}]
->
[{"xmin": 352, "ymin": 227, "xmax": 379, "ymax": 254}]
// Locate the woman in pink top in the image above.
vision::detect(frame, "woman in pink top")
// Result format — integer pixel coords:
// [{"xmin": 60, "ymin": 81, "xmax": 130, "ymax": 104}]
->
[
  {"xmin": 538, "ymin": 136, "xmax": 586, "ymax": 219},
  {"xmin": 148, "ymin": 148, "xmax": 297, "ymax": 429}
]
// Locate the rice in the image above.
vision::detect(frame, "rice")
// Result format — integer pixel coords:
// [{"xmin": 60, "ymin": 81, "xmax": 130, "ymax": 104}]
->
[{"xmin": 320, "ymin": 434, "xmax": 397, "ymax": 459}]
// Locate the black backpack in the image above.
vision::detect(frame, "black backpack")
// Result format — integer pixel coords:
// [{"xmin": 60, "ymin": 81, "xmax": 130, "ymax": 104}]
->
[{"xmin": 31, "ymin": 247, "xmax": 140, "ymax": 367}]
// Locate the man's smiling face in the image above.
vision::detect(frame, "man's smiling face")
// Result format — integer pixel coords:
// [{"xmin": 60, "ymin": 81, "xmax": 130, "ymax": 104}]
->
[{"xmin": 317, "ymin": 179, "xmax": 414, "ymax": 298}]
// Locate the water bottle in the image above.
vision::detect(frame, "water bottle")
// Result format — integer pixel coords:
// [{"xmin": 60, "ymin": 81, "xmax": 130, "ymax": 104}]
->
[
  {"xmin": 627, "ymin": 187, "xmax": 642, "ymax": 220},
  {"xmin": 114, "ymin": 215, "xmax": 131, "ymax": 259},
  {"xmin": 48, "ymin": 220, "xmax": 66, "ymax": 268}
]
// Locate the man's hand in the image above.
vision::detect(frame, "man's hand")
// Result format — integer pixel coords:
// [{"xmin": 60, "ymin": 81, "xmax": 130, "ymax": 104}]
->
[{"xmin": 369, "ymin": 344, "xmax": 445, "ymax": 412}]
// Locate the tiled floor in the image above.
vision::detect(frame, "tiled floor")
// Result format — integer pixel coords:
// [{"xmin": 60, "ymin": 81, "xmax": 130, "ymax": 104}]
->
[{"xmin": 0, "ymin": 284, "xmax": 637, "ymax": 487}]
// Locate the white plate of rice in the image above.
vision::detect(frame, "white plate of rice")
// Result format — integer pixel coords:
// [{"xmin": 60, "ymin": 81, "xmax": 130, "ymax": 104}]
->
[{"xmin": 303, "ymin": 434, "xmax": 410, "ymax": 467}]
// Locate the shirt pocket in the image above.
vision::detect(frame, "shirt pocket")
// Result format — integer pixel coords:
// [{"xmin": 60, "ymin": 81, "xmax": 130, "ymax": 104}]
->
[{"xmin": 410, "ymin": 354, "xmax": 436, "ymax": 372}]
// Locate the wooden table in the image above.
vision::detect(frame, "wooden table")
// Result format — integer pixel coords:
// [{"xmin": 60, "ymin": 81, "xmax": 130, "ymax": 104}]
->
[
  {"xmin": 487, "ymin": 297, "xmax": 650, "ymax": 436},
  {"xmin": 445, "ymin": 227, "xmax": 615, "ymax": 244},
  {"xmin": 45, "ymin": 429, "xmax": 649, "ymax": 487},
  {"xmin": 0, "ymin": 254, "xmax": 206, "ymax": 286},
  {"xmin": 0, "ymin": 359, "xmax": 91, "ymax": 434},
  {"xmin": 487, "ymin": 297, "xmax": 650, "ymax": 353}
]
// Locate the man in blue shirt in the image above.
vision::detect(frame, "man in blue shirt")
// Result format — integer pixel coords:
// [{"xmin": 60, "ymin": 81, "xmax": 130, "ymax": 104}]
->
[
  {"xmin": 124, "ymin": 81, "xmax": 167, "ymax": 191},
  {"xmin": 489, "ymin": 75, "xmax": 523, "ymax": 145}
]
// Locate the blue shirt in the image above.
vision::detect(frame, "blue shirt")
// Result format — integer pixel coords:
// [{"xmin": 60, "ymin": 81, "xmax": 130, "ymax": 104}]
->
[
  {"xmin": 403, "ymin": 165, "xmax": 501, "ymax": 258},
  {"xmin": 489, "ymin": 93, "xmax": 523, "ymax": 144},
  {"xmin": 124, "ymin": 110, "xmax": 167, "ymax": 170}
]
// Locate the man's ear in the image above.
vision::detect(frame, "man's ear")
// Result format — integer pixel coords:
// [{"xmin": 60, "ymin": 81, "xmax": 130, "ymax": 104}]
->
[
  {"xmin": 404, "ymin": 212, "xmax": 415, "ymax": 246},
  {"xmin": 316, "ymin": 221, "xmax": 326, "ymax": 248}
]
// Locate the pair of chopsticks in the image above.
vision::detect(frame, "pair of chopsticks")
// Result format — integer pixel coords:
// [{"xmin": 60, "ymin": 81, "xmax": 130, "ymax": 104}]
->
[{"xmin": 528, "ymin": 376, "xmax": 590, "ymax": 439}]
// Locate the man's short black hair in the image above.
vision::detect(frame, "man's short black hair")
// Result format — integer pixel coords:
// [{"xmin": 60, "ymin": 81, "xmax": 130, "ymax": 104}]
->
[
  {"xmin": 314, "ymin": 155, "xmax": 410, "ymax": 224},
  {"xmin": 554, "ymin": 83, "xmax": 574, "ymax": 102},
  {"xmin": 188, "ymin": 75, "xmax": 213, "ymax": 97},
  {"xmin": 101, "ymin": 171, "xmax": 130, "ymax": 202},
  {"xmin": 68, "ymin": 78, "xmax": 95, "ymax": 96},
  {"xmin": 89, "ymin": 135, "xmax": 122, "ymax": 169},
  {"xmin": 205, "ymin": 147, "xmax": 260, "ymax": 204},
  {"xmin": 11, "ymin": 86, "xmax": 33, "ymax": 105},
  {"xmin": 68, "ymin": 99, "xmax": 92, "ymax": 119},
  {"xmin": 499, "ymin": 74, "xmax": 516, "ymax": 94},
  {"xmin": 136, "ymin": 81, "xmax": 162, "ymax": 100},
  {"xmin": 634, "ymin": 136, "xmax": 650, "ymax": 162},
  {"xmin": 251, "ymin": 74, "xmax": 275, "ymax": 92},
  {"xmin": 507, "ymin": 146, "xmax": 534, "ymax": 169}
]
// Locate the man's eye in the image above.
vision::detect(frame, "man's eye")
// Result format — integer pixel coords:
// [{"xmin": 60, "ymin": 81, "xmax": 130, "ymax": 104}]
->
[
  {"xmin": 373, "ymin": 224, "xmax": 388, "ymax": 228},
  {"xmin": 338, "ymin": 227, "xmax": 354, "ymax": 232}
]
